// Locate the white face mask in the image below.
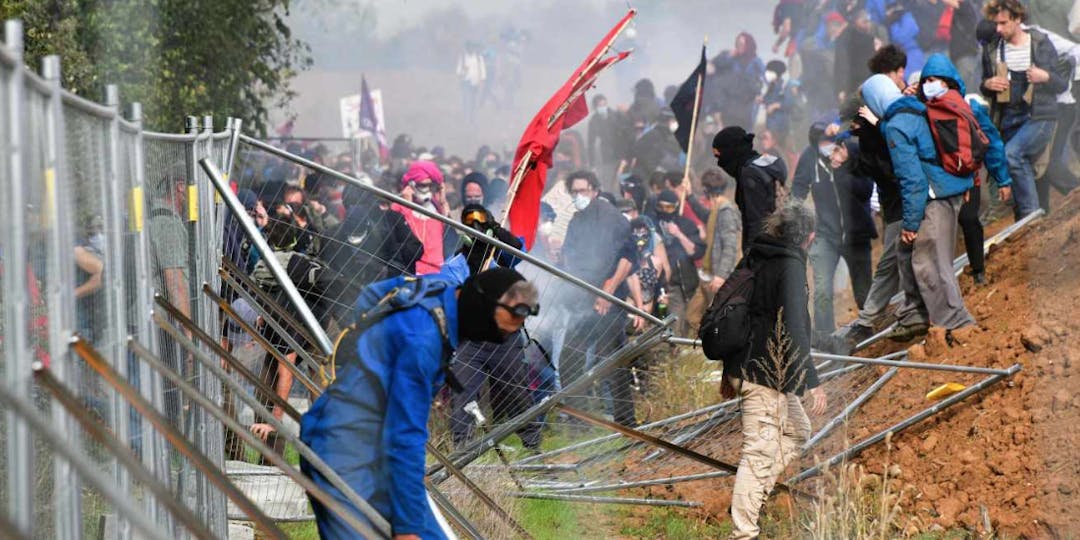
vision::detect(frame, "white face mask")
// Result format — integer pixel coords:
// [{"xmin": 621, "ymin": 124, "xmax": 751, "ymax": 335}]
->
[
  {"xmin": 764, "ymin": 71, "xmax": 778, "ymax": 84},
  {"xmin": 539, "ymin": 221, "xmax": 554, "ymax": 236},
  {"xmin": 413, "ymin": 190, "xmax": 432, "ymax": 204},
  {"xmin": 572, "ymin": 194, "xmax": 591, "ymax": 211},
  {"xmin": 819, "ymin": 143, "xmax": 836, "ymax": 158},
  {"xmin": 669, "ymin": 121, "xmax": 679, "ymax": 133},
  {"xmin": 922, "ymin": 80, "xmax": 948, "ymax": 100}
]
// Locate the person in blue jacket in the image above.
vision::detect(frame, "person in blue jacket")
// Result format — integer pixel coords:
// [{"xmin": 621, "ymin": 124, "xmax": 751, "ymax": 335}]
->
[
  {"xmin": 860, "ymin": 72, "xmax": 979, "ymax": 342},
  {"xmin": 916, "ymin": 53, "xmax": 1014, "ymax": 285},
  {"xmin": 299, "ymin": 255, "xmax": 539, "ymax": 539}
]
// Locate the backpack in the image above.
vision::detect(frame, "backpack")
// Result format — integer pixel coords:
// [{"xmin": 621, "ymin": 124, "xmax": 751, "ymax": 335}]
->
[
  {"xmin": 919, "ymin": 91, "xmax": 989, "ymax": 177},
  {"xmin": 250, "ymin": 250, "xmax": 324, "ymax": 292},
  {"xmin": 322, "ymin": 275, "xmax": 461, "ymax": 392},
  {"xmin": 698, "ymin": 260, "xmax": 755, "ymax": 362}
]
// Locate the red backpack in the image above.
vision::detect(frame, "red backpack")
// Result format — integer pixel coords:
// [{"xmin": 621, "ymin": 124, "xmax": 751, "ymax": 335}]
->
[{"xmin": 922, "ymin": 90, "xmax": 989, "ymax": 177}]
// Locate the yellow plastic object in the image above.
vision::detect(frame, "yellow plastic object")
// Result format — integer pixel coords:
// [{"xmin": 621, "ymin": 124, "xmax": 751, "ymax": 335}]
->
[
  {"xmin": 129, "ymin": 186, "xmax": 145, "ymax": 232},
  {"xmin": 43, "ymin": 168, "xmax": 56, "ymax": 224},
  {"xmin": 187, "ymin": 184, "xmax": 199, "ymax": 222},
  {"xmin": 926, "ymin": 382, "xmax": 966, "ymax": 401}
]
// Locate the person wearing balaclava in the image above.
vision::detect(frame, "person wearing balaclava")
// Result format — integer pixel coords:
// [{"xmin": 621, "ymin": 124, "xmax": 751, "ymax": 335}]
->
[
  {"xmin": 712, "ymin": 126, "xmax": 789, "ymax": 253},
  {"xmin": 654, "ymin": 189, "xmax": 705, "ymax": 338},
  {"xmin": 449, "ymin": 264, "xmax": 544, "ymax": 454},
  {"xmin": 860, "ymin": 71, "xmax": 976, "ymax": 344},
  {"xmin": 300, "ymin": 255, "xmax": 538, "ymax": 540},
  {"xmin": 461, "ymin": 171, "xmax": 488, "ymax": 207},
  {"xmin": 392, "ymin": 160, "xmax": 448, "ymax": 274}
]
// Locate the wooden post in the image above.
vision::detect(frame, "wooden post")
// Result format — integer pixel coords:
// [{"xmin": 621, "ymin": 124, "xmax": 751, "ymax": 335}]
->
[{"xmin": 679, "ymin": 38, "xmax": 707, "ymax": 214}]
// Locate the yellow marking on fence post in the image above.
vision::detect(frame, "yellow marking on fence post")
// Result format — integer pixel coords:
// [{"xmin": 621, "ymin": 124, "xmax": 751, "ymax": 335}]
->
[
  {"xmin": 187, "ymin": 184, "xmax": 198, "ymax": 222},
  {"xmin": 129, "ymin": 186, "xmax": 144, "ymax": 232},
  {"xmin": 214, "ymin": 174, "xmax": 226, "ymax": 205},
  {"xmin": 44, "ymin": 168, "xmax": 56, "ymax": 225}
]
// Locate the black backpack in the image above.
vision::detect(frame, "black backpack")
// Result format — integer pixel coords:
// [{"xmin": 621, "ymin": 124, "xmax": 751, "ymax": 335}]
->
[{"xmin": 699, "ymin": 260, "xmax": 755, "ymax": 362}]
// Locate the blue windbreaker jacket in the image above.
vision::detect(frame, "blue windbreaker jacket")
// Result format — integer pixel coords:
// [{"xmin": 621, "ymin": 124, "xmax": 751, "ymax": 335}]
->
[{"xmin": 299, "ymin": 255, "xmax": 469, "ymax": 539}]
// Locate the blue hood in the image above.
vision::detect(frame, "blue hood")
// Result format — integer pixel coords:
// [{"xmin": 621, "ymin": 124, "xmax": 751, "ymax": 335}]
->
[
  {"xmin": 920, "ymin": 53, "xmax": 966, "ymax": 95},
  {"xmin": 860, "ymin": 74, "xmax": 903, "ymax": 119}
]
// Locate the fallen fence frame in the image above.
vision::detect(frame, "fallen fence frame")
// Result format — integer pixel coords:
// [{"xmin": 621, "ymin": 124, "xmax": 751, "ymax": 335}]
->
[{"xmin": 788, "ymin": 363, "xmax": 1022, "ymax": 484}]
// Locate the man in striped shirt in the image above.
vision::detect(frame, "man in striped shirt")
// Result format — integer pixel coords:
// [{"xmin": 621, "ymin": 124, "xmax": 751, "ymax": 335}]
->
[{"xmin": 980, "ymin": 0, "xmax": 1070, "ymax": 219}]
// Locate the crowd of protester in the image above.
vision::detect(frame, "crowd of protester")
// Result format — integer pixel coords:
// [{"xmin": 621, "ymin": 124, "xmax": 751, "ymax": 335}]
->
[{"xmin": 205, "ymin": 1, "xmax": 1080, "ymax": 537}]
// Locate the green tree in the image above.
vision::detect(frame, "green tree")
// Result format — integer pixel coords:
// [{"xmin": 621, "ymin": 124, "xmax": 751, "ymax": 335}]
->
[{"xmin": 1, "ymin": 0, "xmax": 310, "ymax": 135}]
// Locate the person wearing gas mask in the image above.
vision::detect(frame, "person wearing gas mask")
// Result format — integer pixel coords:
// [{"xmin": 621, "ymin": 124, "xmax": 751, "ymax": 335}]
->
[
  {"xmin": 712, "ymin": 126, "xmax": 789, "ymax": 253},
  {"xmin": 457, "ymin": 204, "xmax": 523, "ymax": 275},
  {"xmin": 792, "ymin": 123, "xmax": 877, "ymax": 347},
  {"xmin": 392, "ymin": 160, "xmax": 450, "ymax": 274},
  {"xmin": 449, "ymin": 208, "xmax": 541, "ymax": 453},
  {"xmin": 561, "ymin": 170, "xmax": 641, "ymax": 426},
  {"xmin": 654, "ymin": 190, "xmax": 706, "ymax": 338},
  {"xmin": 301, "ymin": 257, "xmax": 538, "ymax": 540}
]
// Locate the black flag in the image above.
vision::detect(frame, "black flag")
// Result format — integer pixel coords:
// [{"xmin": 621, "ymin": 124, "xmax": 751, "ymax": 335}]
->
[{"xmin": 669, "ymin": 45, "xmax": 707, "ymax": 153}]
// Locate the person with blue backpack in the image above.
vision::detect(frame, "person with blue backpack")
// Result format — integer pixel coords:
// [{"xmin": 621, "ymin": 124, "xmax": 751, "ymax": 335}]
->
[{"xmin": 299, "ymin": 255, "xmax": 538, "ymax": 539}]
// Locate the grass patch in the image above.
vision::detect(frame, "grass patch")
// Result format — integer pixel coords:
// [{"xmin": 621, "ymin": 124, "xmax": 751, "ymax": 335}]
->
[
  {"xmin": 260, "ymin": 521, "xmax": 319, "ymax": 539},
  {"xmin": 517, "ymin": 497, "xmax": 581, "ymax": 540},
  {"xmin": 617, "ymin": 506, "xmax": 730, "ymax": 539}
]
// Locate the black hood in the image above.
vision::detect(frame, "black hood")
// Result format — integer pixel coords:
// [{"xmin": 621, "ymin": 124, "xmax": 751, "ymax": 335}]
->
[{"xmin": 457, "ymin": 267, "xmax": 525, "ymax": 343}]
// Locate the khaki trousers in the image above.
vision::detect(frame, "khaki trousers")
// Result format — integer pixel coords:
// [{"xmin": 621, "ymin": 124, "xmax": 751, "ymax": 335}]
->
[{"xmin": 729, "ymin": 380, "xmax": 812, "ymax": 540}]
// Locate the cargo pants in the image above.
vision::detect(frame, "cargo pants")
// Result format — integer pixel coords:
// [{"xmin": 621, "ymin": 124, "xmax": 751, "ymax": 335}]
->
[{"xmin": 729, "ymin": 380, "xmax": 812, "ymax": 540}]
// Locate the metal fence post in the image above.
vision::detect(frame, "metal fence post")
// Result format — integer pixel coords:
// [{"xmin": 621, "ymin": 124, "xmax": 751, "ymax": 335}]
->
[
  {"xmin": 2, "ymin": 20, "xmax": 34, "ymax": 537},
  {"xmin": 104, "ymin": 83, "xmax": 134, "ymax": 540},
  {"xmin": 128, "ymin": 100, "xmax": 166, "ymax": 530},
  {"xmin": 41, "ymin": 53, "xmax": 83, "ymax": 540}
]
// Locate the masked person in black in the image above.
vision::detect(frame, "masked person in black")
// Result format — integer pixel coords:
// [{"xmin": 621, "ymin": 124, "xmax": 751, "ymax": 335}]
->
[
  {"xmin": 712, "ymin": 126, "xmax": 788, "ymax": 252},
  {"xmin": 654, "ymin": 190, "xmax": 705, "ymax": 337},
  {"xmin": 457, "ymin": 204, "xmax": 523, "ymax": 275}
]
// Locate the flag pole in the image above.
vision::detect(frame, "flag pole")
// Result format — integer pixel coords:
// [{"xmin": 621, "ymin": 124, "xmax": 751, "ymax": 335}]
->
[{"xmin": 679, "ymin": 37, "xmax": 707, "ymax": 214}]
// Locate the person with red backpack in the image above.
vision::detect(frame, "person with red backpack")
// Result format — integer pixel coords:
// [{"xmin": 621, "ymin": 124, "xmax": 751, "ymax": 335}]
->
[
  {"xmin": 916, "ymin": 54, "xmax": 1014, "ymax": 285},
  {"xmin": 860, "ymin": 68, "xmax": 995, "ymax": 343}
]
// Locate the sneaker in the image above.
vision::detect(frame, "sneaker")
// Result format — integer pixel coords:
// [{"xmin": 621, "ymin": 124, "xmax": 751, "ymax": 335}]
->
[
  {"xmin": 845, "ymin": 323, "xmax": 876, "ymax": 345},
  {"xmin": 886, "ymin": 322, "xmax": 930, "ymax": 342}
]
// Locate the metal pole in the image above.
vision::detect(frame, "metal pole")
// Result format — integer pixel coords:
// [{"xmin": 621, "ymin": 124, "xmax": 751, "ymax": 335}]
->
[
  {"xmin": 238, "ymin": 135, "xmax": 664, "ymax": 326},
  {"xmin": 0, "ymin": 379, "xmax": 170, "ymax": 540},
  {"xmin": 428, "ymin": 320, "xmax": 672, "ymax": 481},
  {"xmin": 425, "ymin": 442, "xmax": 531, "ymax": 539},
  {"xmin": 224, "ymin": 118, "xmax": 243, "ymax": 179},
  {"xmin": 104, "ymin": 87, "xmax": 134, "ymax": 540},
  {"xmin": 425, "ymin": 480, "xmax": 485, "ymax": 540},
  {"xmin": 507, "ymin": 492, "xmax": 702, "ymax": 508},
  {"xmin": 128, "ymin": 339, "xmax": 385, "ymax": 540},
  {"xmin": 3, "ymin": 20, "xmax": 34, "ymax": 537},
  {"xmin": 552, "ymin": 470, "xmax": 732, "ymax": 495},
  {"xmin": 39, "ymin": 53, "xmax": 82, "ymax": 540},
  {"xmin": 69, "ymin": 336, "xmax": 289, "ymax": 540},
  {"xmin": 34, "ymin": 366, "xmax": 217, "ymax": 540},
  {"xmin": 152, "ymin": 312, "xmax": 393, "ymax": 538},
  {"xmin": 199, "ymin": 158, "xmax": 335, "ymax": 355},
  {"xmin": 802, "ymin": 367, "xmax": 898, "ymax": 452},
  {"xmin": 131, "ymin": 102, "xmax": 172, "ymax": 532},
  {"xmin": 811, "ymin": 351, "xmax": 1015, "ymax": 376},
  {"xmin": 788, "ymin": 363, "xmax": 1021, "ymax": 484}
]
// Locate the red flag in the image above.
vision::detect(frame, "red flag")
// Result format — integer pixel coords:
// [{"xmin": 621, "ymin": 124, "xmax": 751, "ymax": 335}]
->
[{"xmin": 505, "ymin": 10, "xmax": 635, "ymax": 250}]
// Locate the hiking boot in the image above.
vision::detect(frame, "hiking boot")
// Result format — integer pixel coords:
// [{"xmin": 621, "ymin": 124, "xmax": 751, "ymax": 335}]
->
[
  {"xmin": 845, "ymin": 323, "xmax": 876, "ymax": 346},
  {"xmin": 972, "ymin": 271, "xmax": 986, "ymax": 286},
  {"xmin": 886, "ymin": 322, "xmax": 930, "ymax": 343}
]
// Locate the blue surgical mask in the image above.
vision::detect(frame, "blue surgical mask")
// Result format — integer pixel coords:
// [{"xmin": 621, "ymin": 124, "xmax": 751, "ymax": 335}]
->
[
  {"xmin": 818, "ymin": 143, "xmax": 836, "ymax": 158},
  {"xmin": 923, "ymin": 80, "xmax": 948, "ymax": 100}
]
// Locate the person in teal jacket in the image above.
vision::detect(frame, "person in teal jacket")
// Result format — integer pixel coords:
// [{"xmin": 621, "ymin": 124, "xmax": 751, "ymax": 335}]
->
[
  {"xmin": 918, "ymin": 53, "xmax": 1014, "ymax": 285},
  {"xmin": 861, "ymin": 72, "xmax": 977, "ymax": 341},
  {"xmin": 300, "ymin": 254, "xmax": 539, "ymax": 539}
]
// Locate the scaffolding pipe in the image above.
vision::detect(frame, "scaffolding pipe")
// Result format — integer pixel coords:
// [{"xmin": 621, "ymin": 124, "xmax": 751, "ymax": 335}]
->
[
  {"xmin": 788, "ymin": 363, "xmax": 1021, "ymax": 484},
  {"xmin": 552, "ymin": 470, "xmax": 733, "ymax": 495},
  {"xmin": 507, "ymin": 492, "xmax": 702, "ymax": 508},
  {"xmin": 199, "ymin": 158, "xmax": 335, "ymax": 354},
  {"xmin": 812, "ymin": 352, "xmax": 1015, "ymax": 376}
]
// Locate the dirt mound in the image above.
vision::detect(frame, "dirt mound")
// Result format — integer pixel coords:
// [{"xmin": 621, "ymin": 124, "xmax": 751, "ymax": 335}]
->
[{"xmin": 837, "ymin": 192, "xmax": 1080, "ymax": 537}]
